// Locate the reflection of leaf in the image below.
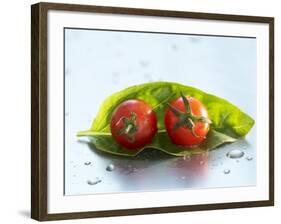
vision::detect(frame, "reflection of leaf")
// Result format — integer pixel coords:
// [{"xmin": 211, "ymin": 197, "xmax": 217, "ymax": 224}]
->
[
  {"xmin": 77, "ymin": 81, "xmax": 255, "ymax": 157},
  {"xmin": 81, "ymin": 130, "xmax": 236, "ymax": 157}
]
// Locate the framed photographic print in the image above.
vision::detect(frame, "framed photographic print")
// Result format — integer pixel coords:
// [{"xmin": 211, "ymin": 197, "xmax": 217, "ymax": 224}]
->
[{"xmin": 31, "ymin": 2, "xmax": 274, "ymax": 221}]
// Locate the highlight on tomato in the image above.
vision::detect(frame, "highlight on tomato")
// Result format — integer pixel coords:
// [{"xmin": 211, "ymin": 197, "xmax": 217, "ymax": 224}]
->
[
  {"xmin": 164, "ymin": 92, "xmax": 211, "ymax": 147},
  {"xmin": 110, "ymin": 99, "xmax": 157, "ymax": 150}
]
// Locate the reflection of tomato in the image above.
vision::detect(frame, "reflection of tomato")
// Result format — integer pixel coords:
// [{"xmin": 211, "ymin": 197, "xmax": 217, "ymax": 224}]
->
[
  {"xmin": 164, "ymin": 93, "xmax": 210, "ymax": 147},
  {"xmin": 175, "ymin": 153, "xmax": 209, "ymax": 177},
  {"xmin": 110, "ymin": 99, "xmax": 157, "ymax": 150}
]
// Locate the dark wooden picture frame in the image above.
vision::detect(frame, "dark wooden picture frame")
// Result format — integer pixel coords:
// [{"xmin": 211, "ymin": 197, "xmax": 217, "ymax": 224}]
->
[{"xmin": 31, "ymin": 2, "xmax": 274, "ymax": 221}]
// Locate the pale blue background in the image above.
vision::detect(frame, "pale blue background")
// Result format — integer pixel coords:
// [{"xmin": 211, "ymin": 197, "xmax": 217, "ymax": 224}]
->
[{"xmin": 64, "ymin": 29, "xmax": 256, "ymax": 195}]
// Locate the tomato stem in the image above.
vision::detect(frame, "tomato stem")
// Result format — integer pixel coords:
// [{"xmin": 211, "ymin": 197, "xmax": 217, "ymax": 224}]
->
[
  {"xmin": 168, "ymin": 92, "xmax": 211, "ymax": 138},
  {"xmin": 125, "ymin": 124, "xmax": 133, "ymax": 134},
  {"xmin": 117, "ymin": 112, "xmax": 138, "ymax": 142}
]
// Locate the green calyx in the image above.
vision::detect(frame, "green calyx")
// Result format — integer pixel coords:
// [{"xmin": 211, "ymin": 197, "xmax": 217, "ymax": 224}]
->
[
  {"xmin": 117, "ymin": 112, "xmax": 138, "ymax": 142},
  {"xmin": 168, "ymin": 92, "xmax": 212, "ymax": 137}
]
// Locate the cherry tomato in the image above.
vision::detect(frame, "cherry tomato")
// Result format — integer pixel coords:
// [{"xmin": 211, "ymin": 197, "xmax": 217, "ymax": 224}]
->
[
  {"xmin": 164, "ymin": 93, "xmax": 211, "ymax": 147},
  {"xmin": 110, "ymin": 99, "xmax": 157, "ymax": 150}
]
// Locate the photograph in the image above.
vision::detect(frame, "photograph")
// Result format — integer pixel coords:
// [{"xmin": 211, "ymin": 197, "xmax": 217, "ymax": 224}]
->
[
  {"xmin": 64, "ymin": 28, "xmax": 257, "ymax": 195},
  {"xmin": 31, "ymin": 3, "xmax": 274, "ymax": 220},
  {"xmin": 1, "ymin": 0, "xmax": 279, "ymax": 223}
]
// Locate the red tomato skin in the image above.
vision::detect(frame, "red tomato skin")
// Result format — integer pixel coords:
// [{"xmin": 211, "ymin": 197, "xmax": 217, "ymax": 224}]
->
[
  {"xmin": 164, "ymin": 96, "xmax": 209, "ymax": 147},
  {"xmin": 110, "ymin": 99, "xmax": 157, "ymax": 150}
]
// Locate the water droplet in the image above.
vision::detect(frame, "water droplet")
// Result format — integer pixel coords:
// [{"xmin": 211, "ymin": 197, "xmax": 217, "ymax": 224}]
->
[
  {"xmin": 243, "ymin": 145, "xmax": 247, "ymax": 149},
  {"xmin": 106, "ymin": 164, "xmax": 115, "ymax": 171},
  {"xmin": 226, "ymin": 149, "xmax": 244, "ymax": 159},
  {"xmin": 84, "ymin": 161, "xmax": 91, "ymax": 166},
  {"xmin": 171, "ymin": 44, "xmax": 178, "ymax": 51},
  {"xmin": 124, "ymin": 165, "xmax": 138, "ymax": 175},
  {"xmin": 200, "ymin": 161, "xmax": 205, "ymax": 165},
  {"xmin": 180, "ymin": 176, "xmax": 186, "ymax": 180},
  {"xmin": 87, "ymin": 178, "xmax": 102, "ymax": 185},
  {"xmin": 236, "ymin": 159, "xmax": 240, "ymax": 163},
  {"xmin": 189, "ymin": 37, "xmax": 200, "ymax": 43},
  {"xmin": 114, "ymin": 52, "xmax": 121, "ymax": 57},
  {"xmin": 127, "ymin": 67, "xmax": 134, "ymax": 73},
  {"xmin": 183, "ymin": 154, "xmax": 191, "ymax": 161},
  {"xmin": 224, "ymin": 169, "xmax": 231, "ymax": 174},
  {"xmin": 112, "ymin": 72, "xmax": 119, "ymax": 77},
  {"xmin": 65, "ymin": 68, "xmax": 71, "ymax": 76},
  {"xmin": 139, "ymin": 60, "xmax": 149, "ymax": 67},
  {"xmin": 143, "ymin": 73, "xmax": 152, "ymax": 81},
  {"xmin": 246, "ymin": 156, "xmax": 253, "ymax": 161},
  {"xmin": 112, "ymin": 79, "xmax": 118, "ymax": 85},
  {"xmin": 65, "ymin": 112, "xmax": 69, "ymax": 117}
]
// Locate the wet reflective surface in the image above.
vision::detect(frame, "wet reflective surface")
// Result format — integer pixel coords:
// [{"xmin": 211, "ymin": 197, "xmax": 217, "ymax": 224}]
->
[
  {"xmin": 65, "ymin": 130, "xmax": 256, "ymax": 195},
  {"xmin": 64, "ymin": 29, "xmax": 256, "ymax": 195}
]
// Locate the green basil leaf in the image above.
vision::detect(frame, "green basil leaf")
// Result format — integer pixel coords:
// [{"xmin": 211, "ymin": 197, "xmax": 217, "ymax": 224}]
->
[
  {"xmin": 77, "ymin": 82, "xmax": 254, "ymax": 157},
  {"xmin": 79, "ymin": 130, "xmax": 236, "ymax": 157}
]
